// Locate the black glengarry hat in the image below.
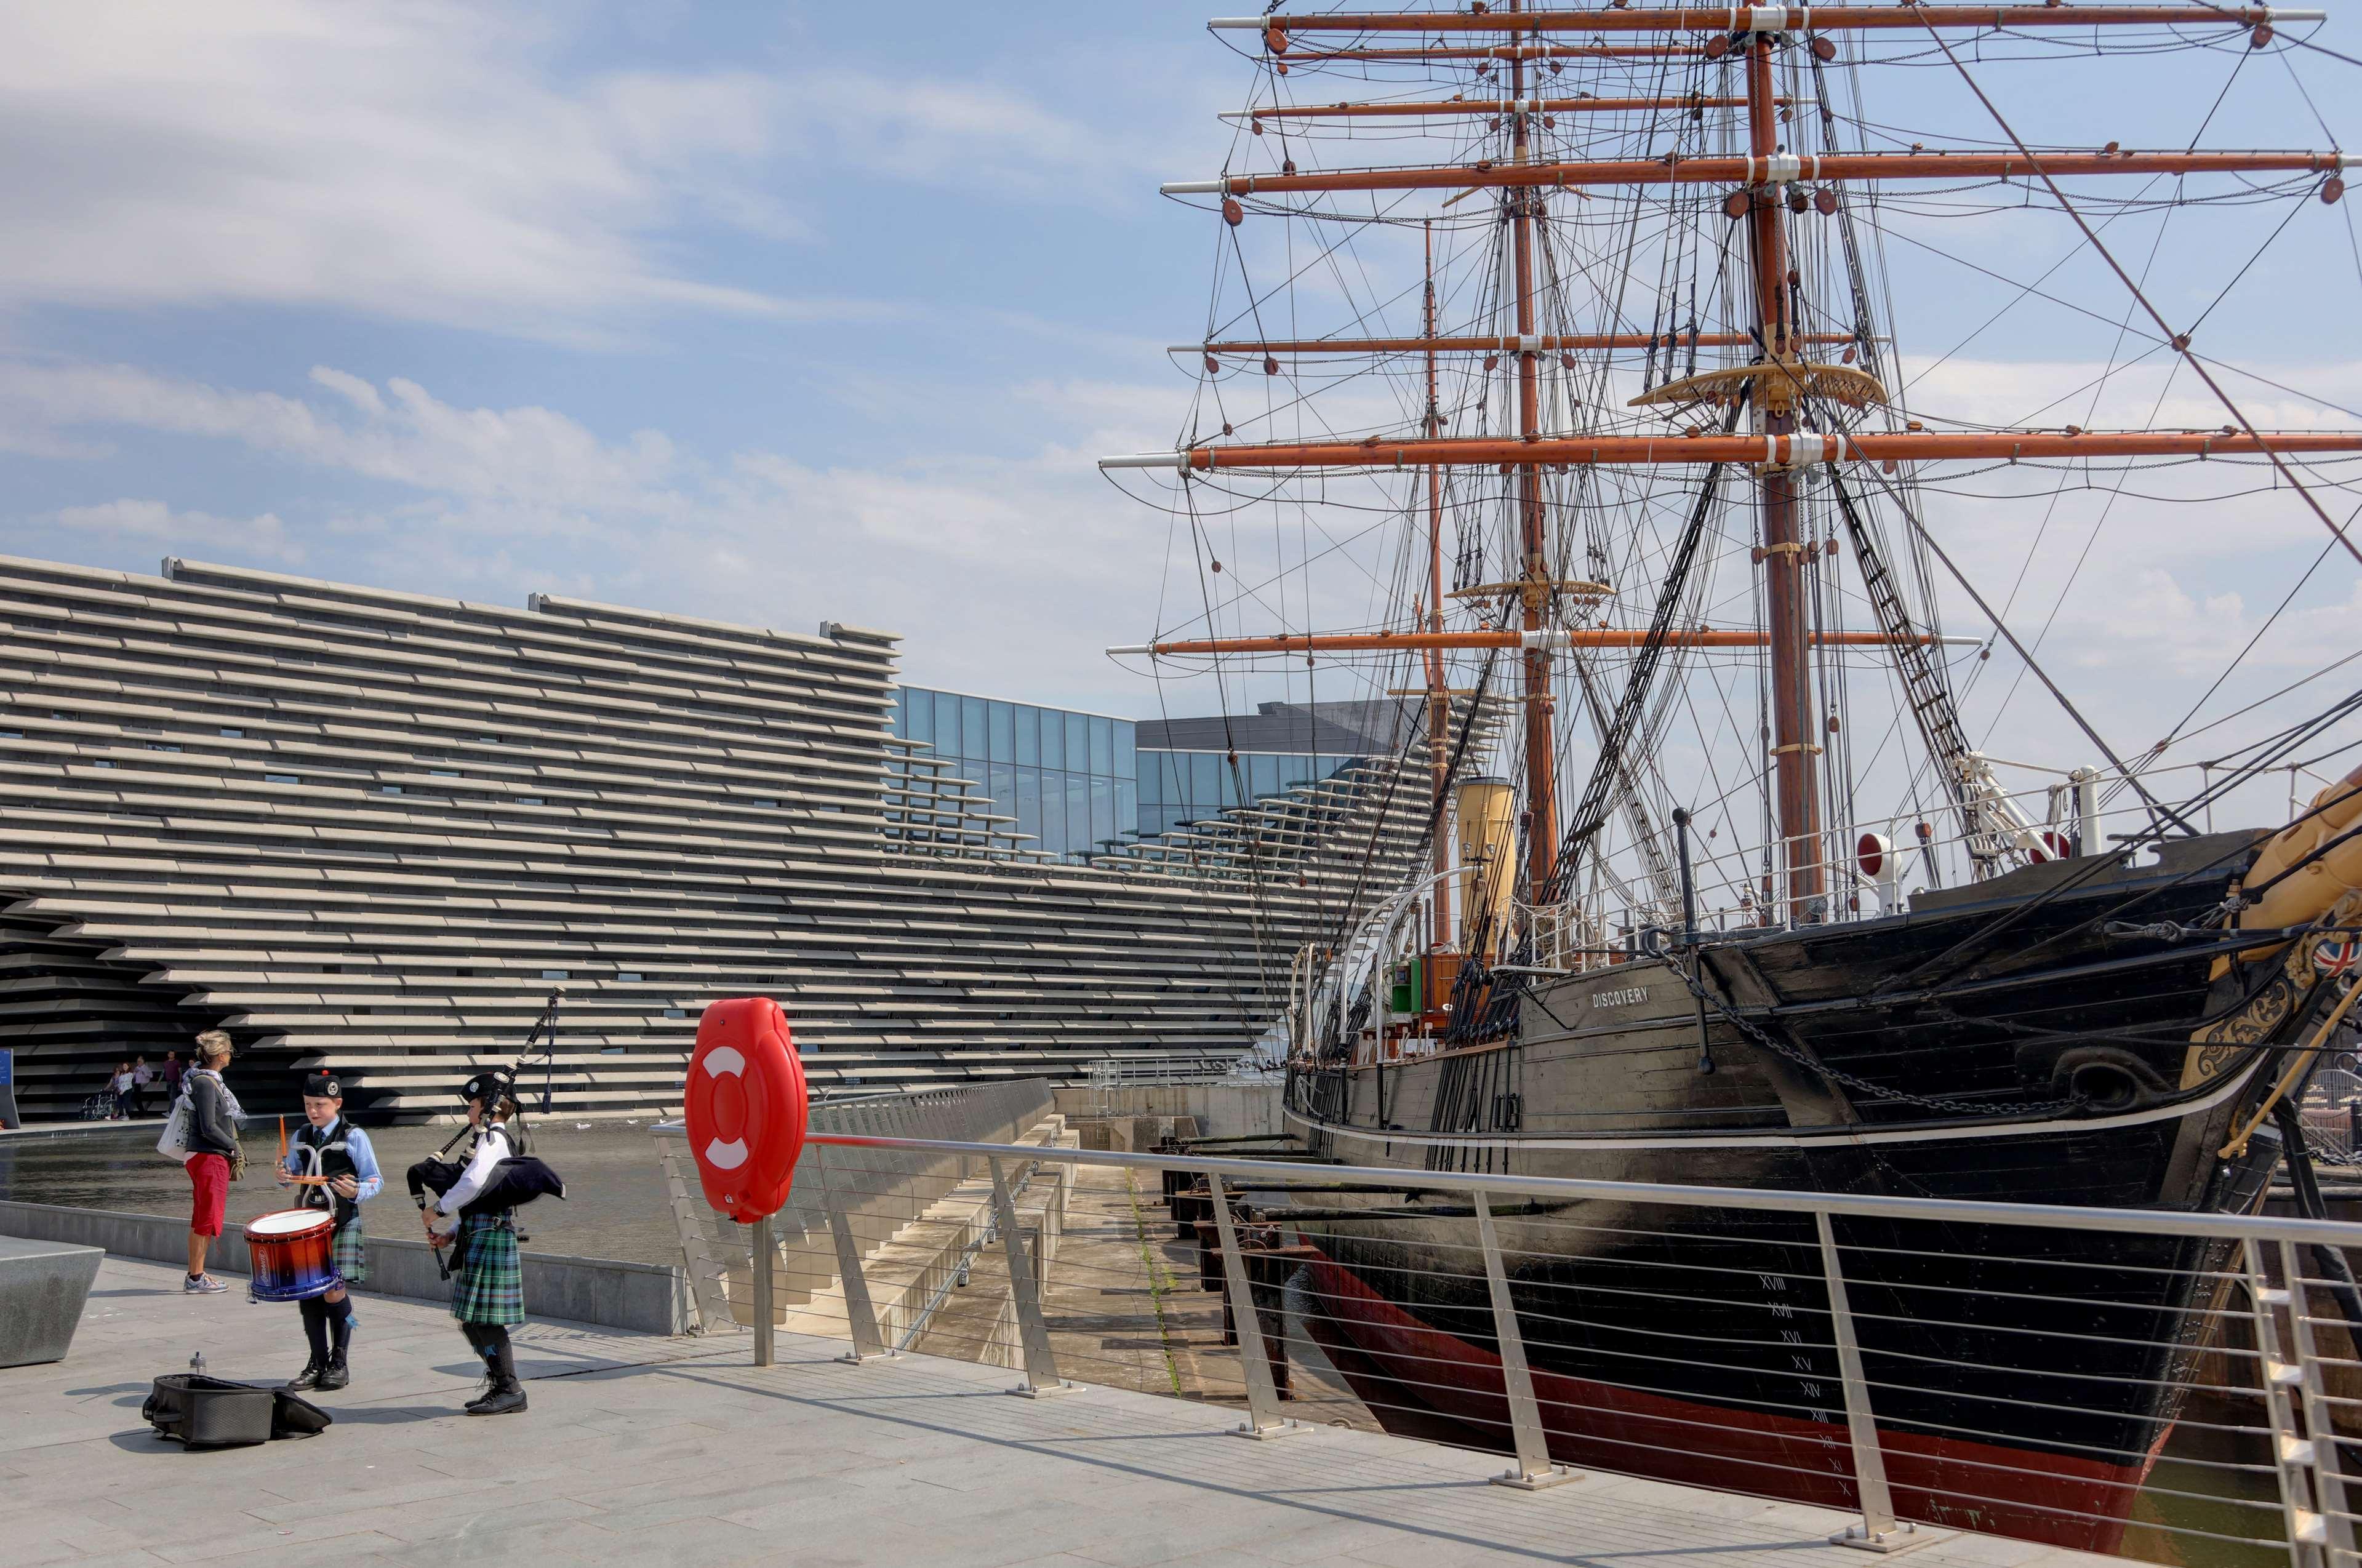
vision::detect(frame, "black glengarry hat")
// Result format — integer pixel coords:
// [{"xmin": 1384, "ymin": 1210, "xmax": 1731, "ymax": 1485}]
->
[
  {"xmin": 302, "ymin": 1072, "xmax": 343, "ymax": 1098},
  {"xmin": 460, "ymin": 1070, "xmax": 508, "ymax": 1105}
]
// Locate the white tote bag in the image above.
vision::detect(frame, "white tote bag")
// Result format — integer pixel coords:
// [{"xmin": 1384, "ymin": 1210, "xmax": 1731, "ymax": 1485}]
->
[{"xmin": 155, "ymin": 1087, "xmax": 193, "ymax": 1161}]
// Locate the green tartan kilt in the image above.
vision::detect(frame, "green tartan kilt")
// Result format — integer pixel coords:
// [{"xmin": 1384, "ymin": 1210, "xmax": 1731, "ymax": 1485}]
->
[
  {"xmin": 330, "ymin": 1218, "xmax": 369, "ymax": 1286},
  {"xmin": 449, "ymin": 1212, "xmax": 524, "ymax": 1326}
]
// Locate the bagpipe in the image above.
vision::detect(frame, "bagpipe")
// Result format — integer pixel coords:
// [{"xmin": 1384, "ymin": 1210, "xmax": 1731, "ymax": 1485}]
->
[{"xmin": 407, "ymin": 991, "xmax": 570, "ymax": 1278}]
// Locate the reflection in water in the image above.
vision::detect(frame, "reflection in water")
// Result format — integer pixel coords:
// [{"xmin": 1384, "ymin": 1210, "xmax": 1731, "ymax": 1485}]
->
[{"xmin": 0, "ymin": 1119, "xmax": 681, "ymax": 1266}]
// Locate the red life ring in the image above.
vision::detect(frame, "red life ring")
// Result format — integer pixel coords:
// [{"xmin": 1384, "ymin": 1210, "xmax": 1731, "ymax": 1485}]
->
[{"xmin": 683, "ymin": 998, "xmax": 809, "ymax": 1222}]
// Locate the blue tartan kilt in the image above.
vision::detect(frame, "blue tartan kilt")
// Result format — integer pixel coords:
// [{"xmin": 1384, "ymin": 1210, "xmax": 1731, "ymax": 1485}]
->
[
  {"xmin": 330, "ymin": 1218, "xmax": 369, "ymax": 1286},
  {"xmin": 449, "ymin": 1212, "xmax": 524, "ymax": 1326}
]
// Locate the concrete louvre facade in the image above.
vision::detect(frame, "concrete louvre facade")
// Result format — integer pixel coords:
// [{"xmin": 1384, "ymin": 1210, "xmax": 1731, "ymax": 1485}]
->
[{"xmin": 0, "ymin": 555, "xmax": 1473, "ymax": 1120}]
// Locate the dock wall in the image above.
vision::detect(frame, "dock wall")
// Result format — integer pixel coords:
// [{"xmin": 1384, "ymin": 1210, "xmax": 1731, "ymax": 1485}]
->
[
  {"xmin": 0, "ymin": 1200, "xmax": 689, "ymax": 1335},
  {"xmin": 1052, "ymin": 1082, "xmax": 1282, "ymax": 1140}
]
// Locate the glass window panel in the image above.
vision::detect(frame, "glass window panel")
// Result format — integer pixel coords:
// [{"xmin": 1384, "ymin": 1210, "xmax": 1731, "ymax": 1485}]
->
[
  {"xmin": 1220, "ymin": 764, "xmax": 1239, "ymax": 809},
  {"xmin": 1138, "ymin": 752, "xmax": 1164, "ymax": 806},
  {"xmin": 989, "ymin": 702, "xmax": 1014, "ymax": 764},
  {"xmin": 1089, "ymin": 716, "xmax": 1112, "ymax": 777},
  {"xmin": 1091, "ymin": 776, "xmax": 1113, "ymax": 849},
  {"xmin": 907, "ymin": 690, "xmax": 933, "ymax": 746},
  {"xmin": 1066, "ymin": 772, "xmax": 1089, "ymax": 856},
  {"xmin": 1015, "ymin": 706, "xmax": 1039, "ymax": 765},
  {"xmin": 1118, "ymin": 778, "xmax": 1139, "ymax": 836},
  {"xmin": 962, "ymin": 696, "xmax": 987, "ymax": 759},
  {"xmin": 1041, "ymin": 708, "xmax": 1065, "ymax": 770},
  {"xmin": 1115, "ymin": 721, "xmax": 1136, "ymax": 783},
  {"xmin": 1037, "ymin": 778, "xmax": 1062, "ymax": 856},
  {"xmin": 934, "ymin": 691, "xmax": 960, "ymax": 756},
  {"xmin": 1016, "ymin": 767, "xmax": 1041, "ymax": 844},
  {"xmin": 989, "ymin": 762, "xmax": 1014, "ymax": 820},
  {"xmin": 892, "ymin": 689, "xmax": 908, "ymax": 739},
  {"xmin": 1065, "ymin": 713, "xmax": 1089, "ymax": 775},
  {"xmin": 1190, "ymin": 752, "xmax": 1219, "ymax": 809},
  {"xmin": 1251, "ymin": 754, "xmax": 1279, "ymax": 799}
]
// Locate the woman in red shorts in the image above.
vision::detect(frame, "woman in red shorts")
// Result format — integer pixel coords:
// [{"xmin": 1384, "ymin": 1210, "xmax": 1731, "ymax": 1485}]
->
[{"xmin": 182, "ymin": 1030, "xmax": 243, "ymax": 1294}]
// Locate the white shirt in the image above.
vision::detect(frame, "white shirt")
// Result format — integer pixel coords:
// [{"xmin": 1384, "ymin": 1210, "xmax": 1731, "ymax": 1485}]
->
[
  {"xmin": 111, "ymin": 1071, "xmax": 133, "ymax": 1092},
  {"xmin": 434, "ymin": 1123, "xmax": 513, "ymax": 1220}
]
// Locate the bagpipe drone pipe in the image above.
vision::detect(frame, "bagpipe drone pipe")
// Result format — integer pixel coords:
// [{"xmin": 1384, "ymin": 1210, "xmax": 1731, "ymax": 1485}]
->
[{"xmin": 407, "ymin": 991, "xmax": 573, "ymax": 1277}]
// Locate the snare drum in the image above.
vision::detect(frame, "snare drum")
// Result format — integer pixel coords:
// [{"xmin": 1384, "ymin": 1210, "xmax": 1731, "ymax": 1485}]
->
[{"xmin": 246, "ymin": 1209, "xmax": 337, "ymax": 1301}]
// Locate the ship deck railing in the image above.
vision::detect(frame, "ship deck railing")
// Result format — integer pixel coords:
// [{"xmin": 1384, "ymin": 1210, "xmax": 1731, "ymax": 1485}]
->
[{"xmin": 652, "ymin": 1105, "xmax": 2362, "ymax": 1568}]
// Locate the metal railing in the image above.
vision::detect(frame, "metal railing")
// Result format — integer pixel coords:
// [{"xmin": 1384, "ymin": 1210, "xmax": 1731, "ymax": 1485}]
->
[{"xmin": 662, "ymin": 1118, "xmax": 2362, "ymax": 1568}]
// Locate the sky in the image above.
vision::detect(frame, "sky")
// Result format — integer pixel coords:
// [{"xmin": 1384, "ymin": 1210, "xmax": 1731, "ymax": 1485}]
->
[{"xmin": 1, "ymin": 0, "xmax": 2356, "ymax": 838}]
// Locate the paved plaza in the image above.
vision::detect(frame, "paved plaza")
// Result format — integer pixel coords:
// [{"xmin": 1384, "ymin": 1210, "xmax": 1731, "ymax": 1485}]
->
[{"xmin": 4, "ymin": 1255, "xmax": 2100, "ymax": 1568}]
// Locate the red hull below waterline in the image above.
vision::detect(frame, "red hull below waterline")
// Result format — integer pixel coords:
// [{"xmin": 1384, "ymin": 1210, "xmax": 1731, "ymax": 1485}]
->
[{"xmin": 1303, "ymin": 1258, "xmax": 2166, "ymax": 1553}]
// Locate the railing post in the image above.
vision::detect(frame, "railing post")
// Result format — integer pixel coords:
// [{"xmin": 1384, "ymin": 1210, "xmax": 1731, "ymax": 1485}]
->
[
  {"xmin": 819, "ymin": 1146, "xmax": 894, "ymax": 1364},
  {"xmin": 990, "ymin": 1157, "xmax": 1076, "ymax": 1398},
  {"xmin": 655, "ymin": 1132, "xmax": 732, "ymax": 1334},
  {"xmin": 1209, "ymin": 1173, "xmax": 1310, "ymax": 1439},
  {"xmin": 1475, "ymin": 1191, "xmax": 1577, "ymax": 1490},
  {"xmin": 751, "ymin": 1212, "xmax": 775, "ymax": 1368},
  {"xmin": 1817, "ymin": 1212, "xmax": 1930, "ymax": 1554},
  {"xmin": 2278, "ymin": 1238, "xmax": 2357, "ymax": 1566},
  {"xmin": 2251, "ymin": 1239, "xmax": 2332, "ymax": 1568}
]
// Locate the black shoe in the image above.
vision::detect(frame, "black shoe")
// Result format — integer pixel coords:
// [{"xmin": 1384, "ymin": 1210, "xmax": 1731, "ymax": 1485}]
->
[
  {"xmin": 284, "ymin": 1360, "xmax": 326, "ymax": 1392},
  {"xmin": 468, "ymin": 1380, "xmax": 527, "ymax": 1417},
  {"xmin": 316, "ymin": 1358, "xmax": 350, "ymax": 1392}
]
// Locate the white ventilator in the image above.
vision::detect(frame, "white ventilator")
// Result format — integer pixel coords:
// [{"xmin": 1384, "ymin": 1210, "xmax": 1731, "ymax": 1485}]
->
[{"xmin": 699, "ymin": 1046, "xmax": 749, "ymax": 1170}]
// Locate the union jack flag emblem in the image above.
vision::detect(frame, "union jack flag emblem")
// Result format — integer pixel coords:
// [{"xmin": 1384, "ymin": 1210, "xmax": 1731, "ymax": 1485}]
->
[{"xmin": 2315, "ymin": 937, "xmax": 2361, "ymax": 978}]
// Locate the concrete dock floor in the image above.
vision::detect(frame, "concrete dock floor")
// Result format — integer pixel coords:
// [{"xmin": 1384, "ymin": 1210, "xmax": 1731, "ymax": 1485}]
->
[{"xmin": 4, "ymin": 1255, "xmax": 2108, "ymax": 1568}]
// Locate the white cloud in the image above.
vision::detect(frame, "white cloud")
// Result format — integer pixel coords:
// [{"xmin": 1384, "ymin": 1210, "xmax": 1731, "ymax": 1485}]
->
[
  {"xmin": 50, "ymin": 498, "xmax": 306, "ymax": 564},
  {"xmin": 0, "ymin": 4, "xmax": 1163, "ymax": 340}
]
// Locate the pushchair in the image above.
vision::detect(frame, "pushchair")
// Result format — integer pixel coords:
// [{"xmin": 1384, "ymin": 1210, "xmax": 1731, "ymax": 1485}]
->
[{"xmin": 79, "ymin": 1091, "xmax": 115, "ymax": 1121}]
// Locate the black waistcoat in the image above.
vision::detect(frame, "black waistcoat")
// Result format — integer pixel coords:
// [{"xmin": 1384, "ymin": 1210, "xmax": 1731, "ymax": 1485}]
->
[{"xmin": 292, "ymin": 1119, "xmax": 361, "ymax": 1228}]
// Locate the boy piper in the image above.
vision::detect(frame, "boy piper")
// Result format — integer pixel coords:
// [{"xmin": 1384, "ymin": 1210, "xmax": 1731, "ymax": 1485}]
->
[
  {"xmin": 277, "ymin": 1072, "xmax": 380, "ymax": 1391},
  {"xmin": 425, "ymin": 1071, "xmax": 528, "ymax": 1417}
]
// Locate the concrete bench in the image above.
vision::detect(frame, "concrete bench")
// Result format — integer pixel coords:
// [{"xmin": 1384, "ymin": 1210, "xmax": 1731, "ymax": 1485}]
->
[{"xmin": 0, "ymin": 1234, "xmax": 102, "ymax": 1367}]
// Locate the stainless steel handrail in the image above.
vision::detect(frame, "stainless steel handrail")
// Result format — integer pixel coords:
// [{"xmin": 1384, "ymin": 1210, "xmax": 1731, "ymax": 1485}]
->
[{"xmin": 800, "ymin": 1130, "xmax": 2362, "ymax": 1249}]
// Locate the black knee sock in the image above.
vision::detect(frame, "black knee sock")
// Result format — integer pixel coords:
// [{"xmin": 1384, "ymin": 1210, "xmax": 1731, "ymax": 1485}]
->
[
  {"xmin": 327, "ymin": 1300, "xmax": 352, "ymax": 1362},
  {"xmin": 487, "ymin": 1327, "xmax": 516, "ymax": 1388},
  {"xmin": 299, "ymin": 1297, "xmax": 330, "ymax": 1363}
]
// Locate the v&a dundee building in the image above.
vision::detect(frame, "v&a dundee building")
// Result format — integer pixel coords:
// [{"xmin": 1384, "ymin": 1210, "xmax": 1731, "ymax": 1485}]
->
[{"xmin": 0, "ymin": 554, "xmax": 1478, "ymax": 1120}]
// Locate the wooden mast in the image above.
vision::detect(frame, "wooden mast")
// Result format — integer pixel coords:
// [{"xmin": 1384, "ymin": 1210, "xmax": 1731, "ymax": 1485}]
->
[
  {"xmin": 1508, "ymin": 0, "xmax": 1559, "ymax": 901},
  {"xmin": 1742, "ymin": 29, "xmax": 1823, "ymax": 919}
]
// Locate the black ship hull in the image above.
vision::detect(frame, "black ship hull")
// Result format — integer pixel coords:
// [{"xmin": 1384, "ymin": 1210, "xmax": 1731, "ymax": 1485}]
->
[{"xmin": 1283, "ymin": 834, "xmax": 2326, "ymax": 1551}]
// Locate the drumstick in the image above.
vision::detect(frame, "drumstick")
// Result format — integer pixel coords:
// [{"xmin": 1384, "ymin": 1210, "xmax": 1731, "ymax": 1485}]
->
[{"xmin": 278, "ymin": 1114, "xmax": 286, "ymax": 1161}]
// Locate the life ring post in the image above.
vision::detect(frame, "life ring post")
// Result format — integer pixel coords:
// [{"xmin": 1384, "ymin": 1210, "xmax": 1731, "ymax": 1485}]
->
[{"xmin": 682, "ymin": 996, "xmax": 809, "ymax": 1366}]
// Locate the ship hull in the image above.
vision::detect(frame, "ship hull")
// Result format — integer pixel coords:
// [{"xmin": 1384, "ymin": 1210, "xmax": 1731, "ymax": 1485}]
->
[{"xmin": 1281, "ymin": 836, "xmax": 2307, "ymax": 1550}]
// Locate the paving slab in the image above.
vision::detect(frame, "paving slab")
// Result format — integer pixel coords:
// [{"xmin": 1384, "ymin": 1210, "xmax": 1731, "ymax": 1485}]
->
[{"xmin": 0, "ymin": 1255, "xmax": 2123, "ymax": 1568}]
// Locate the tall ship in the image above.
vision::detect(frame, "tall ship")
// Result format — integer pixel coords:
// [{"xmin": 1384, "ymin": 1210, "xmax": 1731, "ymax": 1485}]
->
[{"xmin": 1100, "ymin": 2, "xmax": 2362, "ymax": 1552}]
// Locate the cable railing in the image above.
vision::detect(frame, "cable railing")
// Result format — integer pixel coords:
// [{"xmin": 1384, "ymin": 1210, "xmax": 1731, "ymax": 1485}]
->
[{"xmin": 652, "ymin": 1116, "xmax": 2362, "ymax": 1568}]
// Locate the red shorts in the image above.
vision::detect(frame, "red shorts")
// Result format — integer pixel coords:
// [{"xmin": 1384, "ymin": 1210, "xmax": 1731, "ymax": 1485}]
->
[{"xmin": 185, "ymin": 1153, "xmax": 229, "ymax": 1237}]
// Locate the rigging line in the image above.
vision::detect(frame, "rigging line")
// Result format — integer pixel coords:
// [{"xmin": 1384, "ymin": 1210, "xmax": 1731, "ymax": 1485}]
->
[
  {"xmin": 1918, "ymin": 19, "xmax": 2362, "ymax": 575},
  {"xmin": 1967, "ymin": 36, "xmax": 2248, "ymax": 695},
  {"xmin": 1855, "ymin": 215, "xmax": 2362, "ymax": 425},
  {"xmin": 2179, "ymin": 2, "xmax": 2362, "ymax": 73},
  {"xmin": 1972, "ymin": 354, "xmax": 2188, "ymax": 740},
  {"xmin": 1852, "ymin": 463, "xmax": 2196, "ymax": 833},
  {"xmin": 2152, "ymin": 497, "xmax": 2362, "ymax": 755},
  {"xmin": 1865, "ymin": 695, "xmax": 2360, "ymax": 1004},
  {"xmin": 2167, "ymin": 645, "xmax": 2362, "ymax": 751}
]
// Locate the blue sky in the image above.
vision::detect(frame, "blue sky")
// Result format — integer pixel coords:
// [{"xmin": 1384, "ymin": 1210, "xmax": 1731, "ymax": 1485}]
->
[{"xmin": 1, "ymin": 0, "xmax": 2356, "ymax": 823}]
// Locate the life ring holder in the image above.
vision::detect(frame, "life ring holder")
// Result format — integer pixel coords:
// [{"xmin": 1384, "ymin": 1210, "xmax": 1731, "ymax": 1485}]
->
[{"xmin": 683, "ymin": 998, "xmax": 809, "ymax": 1222}]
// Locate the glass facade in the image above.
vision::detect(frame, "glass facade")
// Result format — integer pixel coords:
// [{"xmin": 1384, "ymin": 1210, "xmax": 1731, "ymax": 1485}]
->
[
  {"xmin": 1134, "ymin": 750, "xmax": 1359, "ymax": 840},
  {"xmin": 895, "ymin": 687, "xmax": 1138, "ymax": 861},
  {"xmin": 894, "ymin": 687, "xmax": 1377, "ymax": 862}
]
